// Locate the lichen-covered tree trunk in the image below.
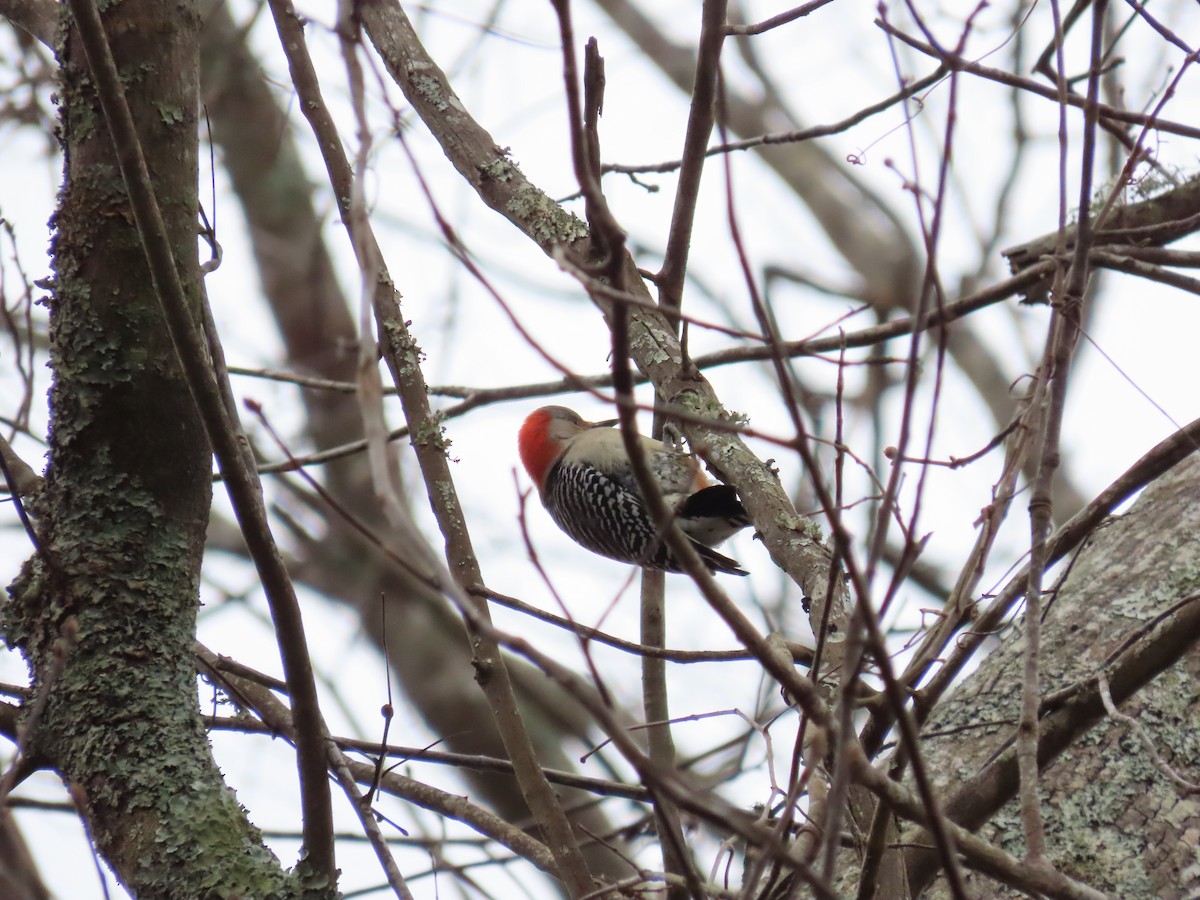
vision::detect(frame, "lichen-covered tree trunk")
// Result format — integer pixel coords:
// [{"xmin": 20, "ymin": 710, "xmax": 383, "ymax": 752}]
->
[
  {"xmin": 2, "ymin": 1, "xmax": 308, "ymax": 895},
  {"xmin": 899, "ymin": 452, "xmax": 1200, "ymax": 899}
]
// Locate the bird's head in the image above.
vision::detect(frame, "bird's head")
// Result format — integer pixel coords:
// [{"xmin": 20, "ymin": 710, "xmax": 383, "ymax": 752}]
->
[{"xmin": 518, "ymin": 406, "xmax": 616, "ymax": 491}]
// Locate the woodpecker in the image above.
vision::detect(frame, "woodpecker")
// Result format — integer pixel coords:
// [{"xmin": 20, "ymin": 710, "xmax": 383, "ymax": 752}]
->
[{"xmin": 518, "ymin": 406, "xmax": 751, "ymax": 575}]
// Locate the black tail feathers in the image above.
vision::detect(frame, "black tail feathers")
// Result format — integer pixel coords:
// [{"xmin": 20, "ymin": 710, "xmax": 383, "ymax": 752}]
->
[
  {"xmin": 679, "ymin": 484, "xmax": 750, "ymax": 525},
  {"xmin": 692, "ymin": 542, "xmax": 749, "ymax": 576}
]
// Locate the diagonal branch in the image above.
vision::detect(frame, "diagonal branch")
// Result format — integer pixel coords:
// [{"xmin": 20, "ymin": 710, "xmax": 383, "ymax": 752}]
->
[
  {"xmin": 264, "ymin": 2, "xmax": 596, "ymax": 892},
  {"xmin": 360, "ymin": 0, "xmax": 843, "ymax": 614}
]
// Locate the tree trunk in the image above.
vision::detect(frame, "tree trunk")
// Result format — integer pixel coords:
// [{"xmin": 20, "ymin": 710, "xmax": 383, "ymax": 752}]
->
[
  {"xmin": 905, "ymin": 452, "xmax": 1200, "ymax": 897},
  {"xmin": 3, "ymin": 2, "xmax": 313, "ymax": 895}
]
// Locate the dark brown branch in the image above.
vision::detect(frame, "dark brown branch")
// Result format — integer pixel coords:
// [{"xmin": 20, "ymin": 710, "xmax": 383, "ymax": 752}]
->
[
  {"xmin": 914, "ymin": 413, "xmax": 1200, "ymax": 725},
  {"xmin": 603, "ymin": 66, "xmax": 947, "ymax": 177},
  {"xmin": 0, "ymin": 0, "xmax": 54, "ymax": 44},
  {"xmin": 195, "ymin": 644, "xmax": 560, "ymax": 877},
  {"xmin": 266, "ymin": 2, "xmax": 596, "ymax": 891},
  {"xmin": 877, "ymin": 16, "xmax": 1200, "ymax": 141}
]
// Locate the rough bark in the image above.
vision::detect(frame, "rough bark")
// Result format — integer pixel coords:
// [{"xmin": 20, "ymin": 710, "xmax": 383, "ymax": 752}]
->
[
  {"xmin": 903, "ymin": 452, "xmax": 1200, "ymax": 898},
  {"xmin": 2, "ymin": 2, "xmax": 313, "ymax": 895}
]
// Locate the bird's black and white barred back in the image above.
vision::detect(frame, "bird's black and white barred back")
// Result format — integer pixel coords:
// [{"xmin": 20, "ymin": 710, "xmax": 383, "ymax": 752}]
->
[
  {"xmin": 543, "ymin": 458, "xmax": 746, "ymax": 574},
  {"xmin": 519, "ymin": 405, "xmax": 752, "ymax": 575}
]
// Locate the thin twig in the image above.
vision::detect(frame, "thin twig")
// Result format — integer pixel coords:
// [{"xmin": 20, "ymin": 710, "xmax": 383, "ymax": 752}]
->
[{"xmin": 1097, "ymin": 675, "xmax": 1200, "ymax": 795}]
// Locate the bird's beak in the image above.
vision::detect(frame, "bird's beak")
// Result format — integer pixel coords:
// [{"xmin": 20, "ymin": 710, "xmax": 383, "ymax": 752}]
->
[{"xmin": 591, "ymin": 417, "xmax": 620, "ymax": 429}]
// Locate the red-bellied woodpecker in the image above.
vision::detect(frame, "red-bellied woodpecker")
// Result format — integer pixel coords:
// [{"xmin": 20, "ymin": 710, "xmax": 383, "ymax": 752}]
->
[{"xmin": 518, "ymin": 406, "xmax": 751, "ymax": 575}]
